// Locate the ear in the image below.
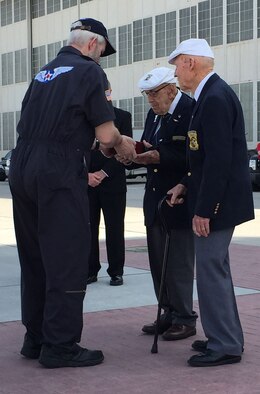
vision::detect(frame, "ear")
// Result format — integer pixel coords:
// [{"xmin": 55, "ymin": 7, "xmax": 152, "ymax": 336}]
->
[
  {"xmin": 89, "ymin": 36, "xmax": 97, "ymax": 50},
  {"xmin": 189, "ymin": 57, "xmax": 196, "ymax": 70}
]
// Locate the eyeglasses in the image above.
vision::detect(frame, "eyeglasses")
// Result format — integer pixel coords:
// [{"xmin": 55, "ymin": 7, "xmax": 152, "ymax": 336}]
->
[{"xmin": 141, "ymin": 84, "xmax": 170, "ymax": 98}]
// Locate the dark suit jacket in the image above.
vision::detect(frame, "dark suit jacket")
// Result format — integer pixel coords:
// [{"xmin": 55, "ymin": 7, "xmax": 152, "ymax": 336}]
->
[
  {"xmin": 141, "ymin": 92, "xmax": 193, "ymax": 229},
  {"xmin": 89, "ymin": 107, "xmax": 132, "ymax": 193},
  {"xmin": 185, "ymin": 73, "xmax": 254, "ymax": 231}
]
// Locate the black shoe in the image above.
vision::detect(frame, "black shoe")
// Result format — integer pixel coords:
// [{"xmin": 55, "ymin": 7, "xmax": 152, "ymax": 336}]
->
[
  {"xmin": 188, "ymin": 349, "xmax": 242, "ymax": 367},
  {"xmin": 192, "ymin": 339, "xmax": 244, "ymax": 354},
  {"xmin": 20, "ymin": 333, "xmax": 42, "ymax": 359},
  {"xmin": 142, "ymin": 320, "xmax": 172, "ymax": 335},
  {"xmin": 39, "ymin": 343, "xmax": 104, "ymax": 368},
  {"xmin": 162, "ymin": 325, "xmax": 196, "ymax": 341},
  {"xmin": 192, "ymin": 339, "xmax": 208, "ymax": 352},
  {"xmin": 110, "ymin": 275, "xmax": 123, "ymax": 286},
  {"xmin": 87, "ymin": 275, "xmax": 97, "ymax": 285}
]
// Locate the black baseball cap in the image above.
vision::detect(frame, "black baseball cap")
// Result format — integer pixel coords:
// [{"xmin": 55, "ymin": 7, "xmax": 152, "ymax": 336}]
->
[{"xmin": 70, "ymin": 18, "xmax": 116, "ymax": 57}]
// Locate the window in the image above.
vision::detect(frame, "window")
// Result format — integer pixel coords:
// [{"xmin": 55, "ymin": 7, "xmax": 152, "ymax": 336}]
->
[
  {"xmin": 47, "ymin": 42, "xmax": 62, "ymax": 62},
  {"xmin": 100, "ymin": 28, "xmax": 116, "ymax": 69},
  {"xmin": 47, "ymin": 0, "xmax": 60, "ymax": 14},
  {"xmin": 133, "ymin": 96, "xmax": 150, "ymax": 129},
  {"xmin": 14, "ymin": 0, "xmax": 26, "ymax": 22},
  {"xmin": 133, "ymin": 17, "xmax": 152, "ymax": 62},
  {"xmin": 32, "ymin": 46, "xmax": 46, "ymax": 77},
  {"xmin": 1, "ymin": 0, "xmax": 12, "ymax": 26},
  {"xmin": 198, "ymin": 0, "xmax": 223, "ymax": 46},
  {"xmin": 230, "ymin": 82, "xmax": 253, "ymax": 142},
  {"xmin": 62, "ymin": 0, "xmax": 77, "ymax": 9},
  {"xmin": 155, "ymin": 11, "xmax": 176, "ymax": 58},
  {"xmin": 118, "ymin": 24, "xmax": 132, "ymax": 66},
  {"xmin": 257, "ymin": 82, "xmax": 260, "ymax": 141},
  {"xmin": 227, "ymin": 0, "xmax": 253, "ymax": 43},
  {"xmin": 119, "ymin": 98, "xmax": 132, "ymax": 115},
  {"xmin": 15, "ymin": 49, "xmax": 27, "ymax": 83},
  {"xmin": 3, "ymin": 112, "xmax": 15, "ymax": 150},
  {"xmin": 2, "ymin": 53, "xmax": 14, "ymax": 86},
  {"xmin": 179, "ymin": 6, "xmax": 197, "ymax": 42},
  {"xmin": 32, "ymin": 0, "xmax": 45, "ymax": 18},
  {"xmin": 258, "ymin": 0, "xmax": 260, "ymax": 38}
]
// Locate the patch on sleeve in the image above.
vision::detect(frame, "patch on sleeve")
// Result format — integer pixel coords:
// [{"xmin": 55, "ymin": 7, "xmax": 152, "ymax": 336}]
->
[
  {"xmin": 172, "ymin": 136, "xmax": 186, "ymax": 141},
  {"xmin": 105, "ymin": 89, "xmax": 112, "ymax": 101},
  {"xmin": 34, "ymin": 67, "xmax": 74, "ymax": 83},
  {"xmin": 188, "ymin": 130, "xmax": 199, "ymax": 150}
]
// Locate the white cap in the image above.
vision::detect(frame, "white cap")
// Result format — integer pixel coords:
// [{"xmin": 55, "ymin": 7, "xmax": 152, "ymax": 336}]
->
[
  {"xmin": 138, "ymin": 67, "xmax": 176, "ymax": 91},
  {"xmin": 168, "ymin": 38, "xmax": 214, "ymax": 64}
]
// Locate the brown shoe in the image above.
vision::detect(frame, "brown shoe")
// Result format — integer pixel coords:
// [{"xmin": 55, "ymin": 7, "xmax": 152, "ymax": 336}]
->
[
  {"xmin": 162, "ymin": 324, "xmax": 196, "ymax": 341},
  {"xmin": 142, "ymin": 320, "xmax": 172, "ymax": 335}
]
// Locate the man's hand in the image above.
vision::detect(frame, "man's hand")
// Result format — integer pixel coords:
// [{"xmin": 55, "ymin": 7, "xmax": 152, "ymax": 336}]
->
[
  {"xmin": 166, "ymin": 184, "xmax": 186, "ymax": 206},
  {"xmin": 114, "ymin": 135, "xmax": 137, "ymax": 161},
  {"xmin": 88, "ymin": 172, "xmax": 103, "ymax": 187},
  {"xmin": 132, "ymin": 149, "xmax": 160, "ymax": 165},
  {"xmin": 192, "ymin": 215, "xmax": 210, "ymax": 237}
]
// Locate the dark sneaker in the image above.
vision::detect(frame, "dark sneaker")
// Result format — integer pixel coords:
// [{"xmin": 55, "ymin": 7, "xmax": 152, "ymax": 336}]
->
[
  {"xmin": 20, "ymin": 333, "xmax": 42, "ymax": 359},
  {"xmin": 39, "ymin": 343, "xmax": 104, "ymax": 368},
  {"xmin": 110, "ymin": 275, "xmax": 123, "ymax": 286}
]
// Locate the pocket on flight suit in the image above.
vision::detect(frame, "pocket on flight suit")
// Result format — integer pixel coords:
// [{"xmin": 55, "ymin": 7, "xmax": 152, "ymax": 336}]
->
[{"xmin": 42, "ymin": 149, "xmax": 76, "ymax": 191}]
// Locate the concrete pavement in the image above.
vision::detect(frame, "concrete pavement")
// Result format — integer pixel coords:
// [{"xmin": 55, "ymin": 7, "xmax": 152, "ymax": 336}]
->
[{"xmin": 0, "ymin": 180, "xmax": 260, "ymax": 394}]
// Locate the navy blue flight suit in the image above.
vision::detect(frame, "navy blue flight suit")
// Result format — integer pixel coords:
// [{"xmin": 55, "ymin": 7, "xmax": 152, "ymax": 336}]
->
[{"xmin": 9, "ymin": 46, "xmax": 115, "ymax": 346}]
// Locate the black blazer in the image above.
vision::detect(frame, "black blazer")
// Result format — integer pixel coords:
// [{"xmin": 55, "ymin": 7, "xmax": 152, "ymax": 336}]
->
[
  {"xmin": 89, "ymin": 107, "xmax": 132, "ymax": 193},
  {"xmin": 185, "ymin": 73, "xmax": 254, "ymax": 230},
  {"xmin": 141, "ymin": 92, "xmax": 193, "ymax": 229}
]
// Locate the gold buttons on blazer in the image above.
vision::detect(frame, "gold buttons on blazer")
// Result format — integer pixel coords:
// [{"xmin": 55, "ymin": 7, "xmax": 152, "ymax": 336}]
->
[
  {"xmin": 187, "ymin": 172, "xmax": 192, "ymax": 176},
  {"xmin": 152, "ymin": 187, "xmax": 156, "ymax": 191},
  {"xmin": 154, "ymin": 169, "xmax": 158, "ymax": 173}
]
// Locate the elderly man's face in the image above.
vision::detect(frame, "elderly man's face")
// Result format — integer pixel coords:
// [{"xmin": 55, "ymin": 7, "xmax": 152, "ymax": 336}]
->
[
  {"xmin": 173, "ymin": 55, "xmax": 194, "ymax": 92},
  {"xmin": 145, "ymin": 84, "xmax": 177, "ymax": 115}
]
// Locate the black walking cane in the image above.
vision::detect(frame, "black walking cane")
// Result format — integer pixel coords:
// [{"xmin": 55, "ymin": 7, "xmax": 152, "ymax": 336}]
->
[{"xmin": 151, "ymin": 194, "xmax": 171, "ymax": 354}]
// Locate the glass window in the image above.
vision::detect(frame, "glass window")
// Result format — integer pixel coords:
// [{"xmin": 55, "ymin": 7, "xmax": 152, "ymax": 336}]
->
[
  {"xmin": 100, "ymin": 28, "xmax": 117, "ymax": 69},
  {"xmin": 240, "ymin": 82, "xmax": 253, "ymax": 141},
  {"xmin": 1, "ymin": 0, "xmax": 12, "ymax": 26},
  {"xmin": 240, "ymin": 0, "xmax": 253, "ymax": 41},
  {"xmin": 155, "ymin": 11, "xmax": 176, "ymax": 58},
  {"xmin": 15, "ymin": 49, "xmax": 27, "ymax": 83},
  {"xmin": 62, "ymin": 0, "xmax": 77, "ymax": 9},
  {"xmin": 133, "ymin": 17, "xmax": 152, "ymax": 62},
  {"xmin": 2, "ymin": 53, "xmax": 14, "ymax": 86},
  {"xmin": 47, "ymin": 42, "xmax": 62, "ymax": 62},
  {"xmin": 257, "ymin": 81, "xmax": 260, "ymax": 141},
  {"xmin": 14, "ymin": 0, "xmax": 26, "ymax": 22},
  {"xmin": 180, "ymin": 6, "xmax": 197, "ymax": 42},
  {"xmin": 211, "ymin": 0, "xmax": 223, "ymax": 46},
  {"xmin": 3, "ymin": 112, "xmax": 15, "ymax": 150},
  {"xmin": 119, "ymin": 98, "xmax": 132, "ymax": 115},
  {"xmin": 119, "ymin": 24, "xmax": 132, "ymax": 66},
  {"xmin": 32, "ymin": 0, "xmax": 45, "ymax": 18},
  {"xmin": 47, "ymin": 0, "xmax": 60, "ymax": 14},
  {"xmin": 198, "ymin": 1, "xmax": 210, "ymax": 42},
  {"xmin": 32, "ymin": 46, "xmax": 46, "ymax": 77}
]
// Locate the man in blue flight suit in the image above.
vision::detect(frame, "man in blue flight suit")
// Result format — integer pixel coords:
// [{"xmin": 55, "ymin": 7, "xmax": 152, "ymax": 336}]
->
[
  {"xmin": 167, "ymin": 39, "xmax": 255, "ymax": 367},
  {"xmin": 9, "ymin": 18, "xmax": 136, "ymax": 369},
  {"xmin": 122, "ymin": 67, "xmax": 197, "ymax": 341}
]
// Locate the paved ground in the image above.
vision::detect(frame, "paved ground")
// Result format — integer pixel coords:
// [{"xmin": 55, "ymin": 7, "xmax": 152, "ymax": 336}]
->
[{"xmin": 0, "ymin": 181, "xmax": 260, "ymax": 394}]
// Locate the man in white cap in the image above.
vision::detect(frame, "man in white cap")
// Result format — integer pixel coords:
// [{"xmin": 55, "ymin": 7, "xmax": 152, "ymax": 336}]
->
[
  {"xmin": 167, "ymin": 39, "xmax": 254, "ymax": 366},
  {"xmin": 124, "ymin": 67, "xmax": 198, "ymax": 341}
]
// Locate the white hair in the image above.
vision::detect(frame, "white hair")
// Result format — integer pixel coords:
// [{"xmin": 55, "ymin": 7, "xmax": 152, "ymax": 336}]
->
[{"xmin": 67, "ymin": 21, "xmax": 105, "ymax": 48}]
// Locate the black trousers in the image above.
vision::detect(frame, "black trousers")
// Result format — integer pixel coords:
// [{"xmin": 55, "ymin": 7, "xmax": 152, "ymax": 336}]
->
[
  {"xmin": 146, "ymin": 218, "xmax": 197, "ymax": 327},
  {"xmin": 88, "ymin": 187, "xmax": 126, "ymax": 277},
  {"xmin": 9, "ymin": 143, "xmax": 90, "ymax": 345}
]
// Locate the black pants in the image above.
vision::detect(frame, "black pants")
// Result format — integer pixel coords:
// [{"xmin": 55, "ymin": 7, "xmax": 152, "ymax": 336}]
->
[
  {"xmin": 88, "ymin": 187, "xmax": 126, "ymax": 277},
  {"xmin": 146, "ymin": 218, "xmax": 197, "ymax": 327},
  {"xmin": 9, "ymin": 142, "xmax": 90, "ymax": 345}
]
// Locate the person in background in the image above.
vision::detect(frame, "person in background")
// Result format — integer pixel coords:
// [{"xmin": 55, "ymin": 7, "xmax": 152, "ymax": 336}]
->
[
  {"xmin": 167, "ymin": 38, "xmax": 254, "ymax": 367},
  {"xmin": 8, "ymin": 17, "xmax": 136, "ymax": 369},
  {"xmin": 87, "ymin": 82, "xmax": 132, "ymax": 286},
  {"xmin": 120, "ymin": 67, "xmax": 197, "ymax": 341}
]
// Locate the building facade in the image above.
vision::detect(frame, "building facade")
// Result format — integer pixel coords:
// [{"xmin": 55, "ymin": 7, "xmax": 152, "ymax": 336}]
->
[{"xmin": 0, "ymin": 0, "xmax": 260, "ymax": 157}]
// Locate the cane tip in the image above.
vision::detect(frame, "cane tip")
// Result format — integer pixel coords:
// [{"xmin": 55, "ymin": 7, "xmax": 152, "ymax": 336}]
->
[{"xmin": 151, "ymin": 344, "xmax": 158, "ymax": 353}]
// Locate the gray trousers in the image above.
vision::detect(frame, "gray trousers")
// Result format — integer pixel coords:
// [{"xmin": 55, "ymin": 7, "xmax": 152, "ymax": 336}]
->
[
  {"xmin": 146, "ymin": 220, "xmax": 197, "ymax": 327},
  {"xmin": 195, "ymin": 228, "xmax": 244, "ymax": 355}
]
